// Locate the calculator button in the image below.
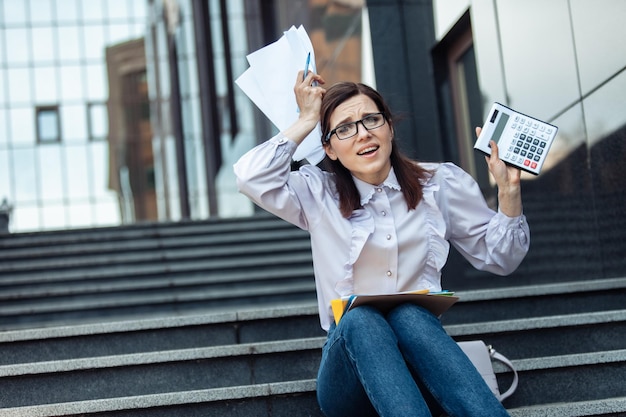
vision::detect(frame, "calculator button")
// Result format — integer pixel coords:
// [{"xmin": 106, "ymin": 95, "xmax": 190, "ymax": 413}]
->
[
  {"xmin": 532, "ymin": 122, "xmax": 539, "ymax": 129},
  {"xmin": 514, "ymin": 147, "xmax": 520, "ymax": 154},
  {"xmin": 530, "ymin": 146, "xmax": 537, "ymax": 152},
  {"xmin": 539, "ymin": 125, "xmax": 545, "ymax": 132},
  {"xmin": 534, "ymin": 155, "xmax": 541, "ymax": 161},
  {"xmin": 528, "ymin": 153, "xmax": 534, "ymax": 159},
  {"xmin": 524, "ymin": 160, "xmax": 531, "ymax": 166},
  {"xmin": 539, "ymin": 142, "xmax": 546, "ymax": 148},
  {"xmin": 537, "ymin": 148, "xmax": 543, "ymax": 155},
  {"xmin": 520, "ymin": 134, "xmax": 526, "ymax": 140},
  {"xmin": 526, "ymin": 137, "xmax": 533, "ymax": 143},
  {"xmin": 511, "ymin": 123, "xmax": 517, "ymax": 129},
  {"xmin": 521, "ymin": 150, "xmax": 527, "ymax": 157},
  {"xmin": 531, "ymin": 162, "xmax": 538, "ymax": 169},
  {"xmin": 517, "ymin": 140, "xmax": 523, "ymax": 147},
  {"xmin": 533, "ymin": 139, "xmax": 540, "ymax": 145},
  {"xmin": 523, "ymin": 143, "xmax": 530, "ymax": 150}
]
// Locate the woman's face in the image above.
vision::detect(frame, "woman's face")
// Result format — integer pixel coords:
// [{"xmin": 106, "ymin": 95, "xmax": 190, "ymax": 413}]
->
[{"xmin": 324, "ymin": 94, "xmax": 393, "ymax": 185}]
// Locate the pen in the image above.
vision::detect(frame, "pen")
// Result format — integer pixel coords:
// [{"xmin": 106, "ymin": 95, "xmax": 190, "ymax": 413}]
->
[{"xmin": 303, "ymin": 52, "xmax": 311, "ymax": 80}]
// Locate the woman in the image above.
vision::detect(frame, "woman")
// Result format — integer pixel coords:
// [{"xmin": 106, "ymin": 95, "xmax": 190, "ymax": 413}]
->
[{"xmin": 234, "ymin": 71, "xmax": 529, "ymax": 416}]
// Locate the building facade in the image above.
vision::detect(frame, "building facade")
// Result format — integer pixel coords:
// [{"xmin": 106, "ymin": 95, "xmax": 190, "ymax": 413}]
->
[{"xmin": 2, "ymin": 0, "xmax": 625, "ymax": 287}]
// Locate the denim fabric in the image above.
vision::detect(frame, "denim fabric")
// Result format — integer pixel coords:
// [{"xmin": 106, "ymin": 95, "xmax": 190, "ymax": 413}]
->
[{"xmin": 316, "ymin": 304, "xmax": 511, "ymax": 417}]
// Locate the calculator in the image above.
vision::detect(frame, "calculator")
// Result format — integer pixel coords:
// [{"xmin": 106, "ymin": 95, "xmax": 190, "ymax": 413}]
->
[{"xmin": 474, "ymin": 102, "xmax": 558, "ymax": 175}]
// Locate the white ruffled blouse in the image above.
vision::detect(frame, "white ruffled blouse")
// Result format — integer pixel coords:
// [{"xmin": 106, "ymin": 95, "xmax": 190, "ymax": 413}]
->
[{"xmin": 234, "ymin": 134, "xmax": 530, "ymax": 330}]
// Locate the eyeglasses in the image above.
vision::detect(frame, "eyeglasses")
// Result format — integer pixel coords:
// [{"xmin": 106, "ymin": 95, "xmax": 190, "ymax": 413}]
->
[{"xmin": 326, "ymin": 113, "xmax": 386, "ymax": 141}]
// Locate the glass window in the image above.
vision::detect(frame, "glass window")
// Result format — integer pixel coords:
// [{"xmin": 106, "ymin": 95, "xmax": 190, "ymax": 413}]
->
[
  {"xmin": 88, "ymin": 102, "xmax": 108, "ymax": 140},
  {"xmin": 41, "ymin": 202, "xmax": 67, "ymax": 229},
  {"xmin": 496, "ymin": 0, "xmax": 579, "ymax": 118},
  {"xmin": 37, "ymin": 144, "xmax": 65, "ymax": 200},
  {"xmin": 85, "ymin": 63, "xmax": 106, "ymax": 100},
  {"xmin": 132, "ymin": 0, "xmax": 147, "ymax": 19},
  {"xmin": 36, "ymin": 106, "xmax": 62, "ymax": 143},
  {"xmin": 0, "ymin": 69, "xmax": 5, "ymax": 106},
  {"xmin": 107, "ymin": 0, "xmax": 130, "ymax": 20},
  {"xmin": 94, "ymin": 196, "xmax": 121, "ymax": 225},
  {"xmin": 89, "ymin": 140, "xmax": 110, "ymax": 197},
  {"xmin": 57, "ymin": 26, "xmax": 82, "ymax": 62},
  {"xmin": 34, "ymin": 66, "xmax": 59, "ymax": 102},
  {"xmin": 12, "ymin": 148, "xmax": 38, "ymax": 202},
  {"xmin": 82, "ymin": 0, "xmax": 106, "ymax": 22},
  {"xmin": 7, "ymin": 68, "xmax": 32, "ymax": 103},
  {"xmin": 59, "ymin": 65, "xmax": 84, "ymax": 102},
  {"xmin": 55, "ymin": 0, "xmax": 80, "ymax": 24},
  {"xmin": 60, "ymin": 104, "xmax": 88, "ymax": 142},
  {"xmin": 29, "ymin": 0, "xmax": 54, "ymax": 25},
  {"xmin": 5, "ymin": 28, "xmax": 30, "ymax": 64},
  {"xmin": 107, "ymin": 23, "xmax": 132, "ymax": 45},
  {"xmin": 570, "ymin": 0, "xmax": 626, "ymax": 95},
  {"xmin": 0, "ymin": 109, "xmax": 7, "ymax": 145},
  {"xmin": 12, "ymin": 205, "xmax": 41, "ymax": 231},
  {"xmin": 68, "ymin": 201, "xmax": 95, "ymax": 228},
  {"xmin": 9, "ymin": 107, "xmax": 35, "ymax": 145},
  {"xmin": 2, "ymin": 1, "xmax": 27, "ymax": 25},
  {"xmin": 82, "ymin": 25, "xmax": 107, "ymax": 61},
  {"xmin": 0, "ymin": 149, "xmax": 11, "ymax": 199},
  {"xmin": 31, "ymin": 27, "xmax": 56, "ymax": 64},
  {"xmin": 64, "ymin": 144, "xmax": 90, "ymax": 198}
]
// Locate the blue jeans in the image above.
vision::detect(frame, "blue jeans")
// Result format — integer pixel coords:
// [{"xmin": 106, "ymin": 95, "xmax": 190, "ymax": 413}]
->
[{"xmin": 316, "ymin": 304, "xmax": 511, "ymax": 417}]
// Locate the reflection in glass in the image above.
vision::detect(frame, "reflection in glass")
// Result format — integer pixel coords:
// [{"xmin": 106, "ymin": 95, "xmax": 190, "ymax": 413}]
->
[
  {"xmin": 10, "ymin": 107, "xmax": 35, "ymax": 145},
  {"xmin": 12, "ymin": 148, "xmax": 38, "ymax": 202},
  {"xmin": 94, "ymin": 197, "xmax": 121, "ymax": 225},
  {"xmin": 38, "ymin": 144, "xmax": 65, "ymax": 200}
]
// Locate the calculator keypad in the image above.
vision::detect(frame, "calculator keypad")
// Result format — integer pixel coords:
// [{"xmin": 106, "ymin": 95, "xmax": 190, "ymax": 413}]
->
[{"xmin": 503, "ymin": 115, "xmax": 554, "ymax": 172}]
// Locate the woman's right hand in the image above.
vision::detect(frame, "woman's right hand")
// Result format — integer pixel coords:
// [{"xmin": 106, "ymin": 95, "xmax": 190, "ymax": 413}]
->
[{"xmin": 283, "ymin": 71, "xmax": 326, "ymax": 144}]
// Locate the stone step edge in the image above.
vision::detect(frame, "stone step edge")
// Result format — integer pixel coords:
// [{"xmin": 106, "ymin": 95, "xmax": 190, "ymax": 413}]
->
[
  {"xmin": 0, "ymin": 281, "xmax": 316, "ymax": 317},
  {"xmin": 2, "ymin": 325, "xmax": 624, "ymax": 379},
  {"xmin": 0, "ymin": 380, "xmax": 624, "ymax": 417},
  {"xmin": 0, "ymin": 267, "xmax": 314, "ymax": 301},
  {"xmin": 2, "ymin": 275, "xmax": 624, "ymax": 342}
]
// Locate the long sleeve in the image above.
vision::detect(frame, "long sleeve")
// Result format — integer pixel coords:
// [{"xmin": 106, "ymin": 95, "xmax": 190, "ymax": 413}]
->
[
  {"xmin": 233, "ymin": 133, "xmax": 332, "ymax": 231},
  {"xmin": 435, "ymin": 163, "xmax": 530, "ymax": 275}
]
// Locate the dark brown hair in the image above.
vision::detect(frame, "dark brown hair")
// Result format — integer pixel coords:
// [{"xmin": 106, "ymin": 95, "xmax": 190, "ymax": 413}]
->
[{"xmin": 320, "ymin": 82, "xmax": 430, "ymax": 218}]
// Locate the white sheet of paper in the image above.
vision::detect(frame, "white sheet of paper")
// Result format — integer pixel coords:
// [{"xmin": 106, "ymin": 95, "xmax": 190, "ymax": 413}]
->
[{"xmin": 235, "ymin": 25, "xmax": 325, "ymax": 165}]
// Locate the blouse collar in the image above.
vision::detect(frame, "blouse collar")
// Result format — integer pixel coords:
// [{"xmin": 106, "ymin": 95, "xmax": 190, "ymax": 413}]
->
[{"xmin": 353, "ymin": 168, "xmax": 402, "ymax": 206}]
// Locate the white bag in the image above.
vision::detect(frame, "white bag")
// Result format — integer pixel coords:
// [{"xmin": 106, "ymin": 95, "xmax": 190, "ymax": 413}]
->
[{"xmin": 458, "ymin": 340, "xmax": 519, "ymax": 401}]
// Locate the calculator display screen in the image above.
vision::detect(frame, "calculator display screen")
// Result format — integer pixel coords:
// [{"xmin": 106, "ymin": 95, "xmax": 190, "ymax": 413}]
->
[{"xmin": 490, "ymin": 112, "xmax": 509, "ymax": 144}]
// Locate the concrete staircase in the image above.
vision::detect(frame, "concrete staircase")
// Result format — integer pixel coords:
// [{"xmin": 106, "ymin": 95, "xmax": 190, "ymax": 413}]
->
[{"xmin": 0, "ymin": 215, "xmax": 625, "ymax": 416}]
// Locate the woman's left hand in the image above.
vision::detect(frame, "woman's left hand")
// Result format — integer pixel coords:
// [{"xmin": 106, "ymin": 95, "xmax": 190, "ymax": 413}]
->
[{"xmin": 476, "ymin": 127, "xmax": 523, "ymax": 217}]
